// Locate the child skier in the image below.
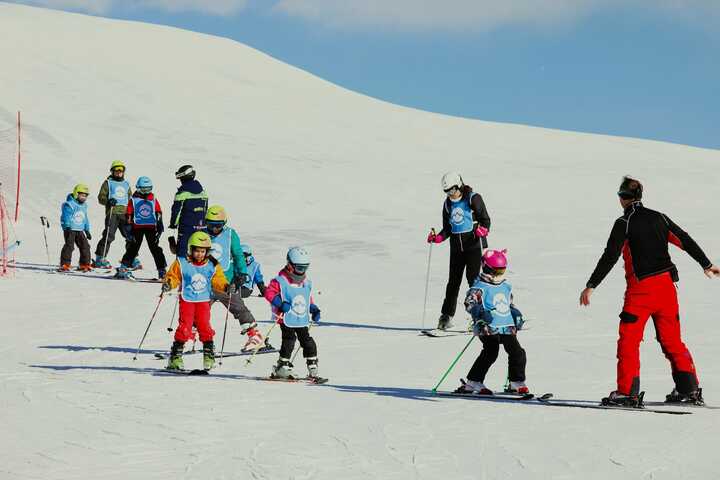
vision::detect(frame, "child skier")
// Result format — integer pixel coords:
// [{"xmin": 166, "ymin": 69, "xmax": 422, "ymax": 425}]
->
[
  {"xmin": 115, "ymin": 176, "xmax": 168, "ymax": 280},
  {"xmin": 240, "ymin": 244, "xmax": 267, "ymax": 298},
  {"xmin": 93, "ymin": 160, "xmax": 132, "ymax": 268},
  {"xmin": 264, "ymin": 247, "xmax": 322, "ymax": 379},
  {"xmin": 161, "ymin": 231, "xmax": 229, "ymax": 371},
  {"xmin": 455, "ymin": 249, "xmax": 529, "ymax": 395},
  {"xmin": 204, "ymin": 205, "xmax": 269, "ymax": 351},
  {"xmin": 59, "ymin": 184, "xmax": 92, "ymax": 272}
]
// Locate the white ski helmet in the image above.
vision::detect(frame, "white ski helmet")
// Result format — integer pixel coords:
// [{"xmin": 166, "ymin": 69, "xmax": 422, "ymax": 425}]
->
[{"xmin": 441, "ymin": 172, "xmax": 464, "ymax": 192}]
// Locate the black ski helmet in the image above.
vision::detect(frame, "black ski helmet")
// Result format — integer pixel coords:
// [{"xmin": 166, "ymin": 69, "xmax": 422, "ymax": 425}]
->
[
  {"xmin": 175, "ymin": 164, "xmax": 196, "ymax": 181},
  {"xmin": 618, "ymin": 175, "xmax": 643, "ymax": 200}
]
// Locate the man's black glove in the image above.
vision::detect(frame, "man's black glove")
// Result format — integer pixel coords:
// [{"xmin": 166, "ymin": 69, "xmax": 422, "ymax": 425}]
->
[{"xmin": 108, "ymin": 198, "xmax": 118, "ymax": 207}]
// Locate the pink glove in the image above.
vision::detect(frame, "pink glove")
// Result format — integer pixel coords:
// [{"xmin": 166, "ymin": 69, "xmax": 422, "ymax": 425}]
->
[
  {"xmin": 475, "ymin": 226, "xmax": 489, "ymax": 238},
  {"xmin": 427, "ymin": 232, "xmax": 444, "ymax": 244}
]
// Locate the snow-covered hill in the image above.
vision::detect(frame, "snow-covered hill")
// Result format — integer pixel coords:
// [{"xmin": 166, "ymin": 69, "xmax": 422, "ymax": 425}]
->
[{"xmin": 1, "ymin": 3, "xmax": 719, "ymax": 479}]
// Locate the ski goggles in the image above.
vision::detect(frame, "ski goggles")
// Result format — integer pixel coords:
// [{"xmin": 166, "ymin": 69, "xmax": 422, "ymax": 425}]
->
[
  {"xmin": 291, "ymin": 263, "xmax": 309, "ymax": 275},
  {"xmin": 444, "ymin": 186, "xmax": 460, "ymax": 195},
  {"xmin": 137, "ymin": 187, "xmax": 152, "ymax": 194},
  {"xmin": 206, "ymin": 221, "xmax": 226, "ymax": 230}
]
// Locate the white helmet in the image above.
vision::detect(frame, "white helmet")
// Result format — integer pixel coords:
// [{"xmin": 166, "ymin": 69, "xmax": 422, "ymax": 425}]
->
[{"xmin": 441, "ymin": 172, "xmax": 464, "ymax": 192}]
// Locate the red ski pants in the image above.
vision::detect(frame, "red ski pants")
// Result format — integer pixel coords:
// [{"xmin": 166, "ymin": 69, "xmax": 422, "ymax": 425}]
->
[
  {"xmin": 617, "ymin": 273, "xmax": 698, "ymax": 395},
  {"xmin": 175, "ymin": 300, "xmax": 215, "ymax": 343}
]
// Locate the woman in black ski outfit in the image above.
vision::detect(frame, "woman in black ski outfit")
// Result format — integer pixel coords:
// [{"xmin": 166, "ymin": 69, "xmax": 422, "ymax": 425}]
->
[{"xmin": 427, "ymin": 172, "xmax": 491, "ymax": 330}]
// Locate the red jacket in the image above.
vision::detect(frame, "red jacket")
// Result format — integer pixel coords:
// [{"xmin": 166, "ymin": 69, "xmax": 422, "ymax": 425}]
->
[
  {"xmin": 264, "ymin": 267, "xmax": 315, "ymax": 323},
  {"xmin": 126, "ymin": 192, "xmax": 163, "ymax": 230}
]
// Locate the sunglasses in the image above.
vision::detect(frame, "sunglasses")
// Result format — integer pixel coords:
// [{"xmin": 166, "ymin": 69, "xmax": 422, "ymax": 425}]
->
[{"xmin": 617, "ymin": 192, "xmax": 636, "ymax": 200}]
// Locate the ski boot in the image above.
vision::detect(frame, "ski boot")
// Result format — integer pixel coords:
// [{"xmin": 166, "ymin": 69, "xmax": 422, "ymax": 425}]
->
[
  {"xmin": 665, "ymin": 388, "xmax": 704, "ymax": 406},
  {"xmin": 506, "ymin": 381, "xmax": 530, "ymax": 395},
  {"xmin": 306, "ymin": 357, "xmax": 319, "ymax": 379},
  {"xmin": 454, "ymin": 379, "xmax": 492, "ymax": 395},
  {"xmin": 114, "ymin": 265, "xmax": 135, "ymax": 280},
  {"xmin": 166, "ymin": 341, "xmax": 185, "ymax": 370},
  {"xmin": 601, "ymin": 390, "xmax": 644, "ymax": 408},
  {"xmin": 437, "ymin": 314, "xmax": 453, "ymax": 331},
  {"xmin": 242, "ymin": 327, "xmax": 265, "ymax": 352},
  {"xmin": 271, "ymin": 358, "xmax": 295, "ymax": 379},
  {"xmin": 130, "ymin": 258, "xmax": 143, "ymax": 271},
  {"xmin": 57, "ymin": 264, "xmax": 71, "ymax": 272},
  {"xmin": 202, "ymin": 341, "xmax": 215, "ymax": 371},
  {"xmin": 157, "ymin": 268, "xmax": 167, "ymax": 280},
  {"xmin": 77, "ymin": 264, "xmax": 93, "ymax": 273},
  {"xmin": 92, "ymin": 255, "xmax": 111, "ymax": 269}
]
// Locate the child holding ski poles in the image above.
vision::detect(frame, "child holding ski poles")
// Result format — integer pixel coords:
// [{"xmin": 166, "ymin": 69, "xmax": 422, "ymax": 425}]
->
[
  {"xmin": 455, "ymin": 249, "xmax": 529, "ymax": 395},
  {"xmin": 161, "ymin": 231, "xmax": 229, "ymax": 371},
  {"xmin": 58, "ymin": 184, "xmax": 92, "ymax": 272},
  {"xmin": 264, "ymin": 247, "xmax": 322, "ymax": 380}
]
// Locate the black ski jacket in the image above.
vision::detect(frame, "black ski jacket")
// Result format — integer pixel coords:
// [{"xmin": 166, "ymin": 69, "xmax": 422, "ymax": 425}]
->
[
  {"xmin": 438, "ymin": 186, "xmax": 491, "ymax": 252},
  {"xmin": 586, "ymin": 202, "xmax": 711, "ymax": 288}
]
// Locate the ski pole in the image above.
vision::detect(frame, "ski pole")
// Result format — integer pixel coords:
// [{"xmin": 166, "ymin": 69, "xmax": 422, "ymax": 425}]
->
[
  {"xmin": 431, "ymin": 335, "xmax": 475, "ymax": 392},
  {"xmin": 133, "ymin": 293, "xmax": 165, "ymax": 360},
  {"xmin": 166, "ymin": 295, "xmax": 178, "ymax": 332},
  {"xmin": 245, "ymin": 320, "xmax": 279, "ymax": 366},
  {"xmin": 40, "ymin": 216, "xmax": 51, "ymax": 266},
  {"xmin": 290, "ymin": 321, "xmax": 313, "ymax": 363},
  {"xmin": 218, "ymin": 289, "xmax": 233, "ymax": 366},
  {"xmin": 422, "ymin": 228, "xmax": 435, "ymax": 331},
  {"xmin": 100, "ymin": 212, "xmax": 117, "ymax": 264}
]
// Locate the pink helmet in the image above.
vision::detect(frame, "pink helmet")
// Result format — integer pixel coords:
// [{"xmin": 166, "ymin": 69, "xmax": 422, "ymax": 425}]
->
[{"xmin": 482, "ymin": 249, "xmax": 508, "ymax": 275}]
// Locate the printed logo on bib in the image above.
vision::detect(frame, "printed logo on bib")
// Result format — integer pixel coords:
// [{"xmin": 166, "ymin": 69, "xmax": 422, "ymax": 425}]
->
[
  {"xmin": 115, "ymin": 189, "xmax": 127, "ymax": 199},
  {"xmin": 492, "ymin": 293, "xmax": 511, "ymax": 315},
  {"xmin": 72, "ymin": 211, "xmax": 85, "ymax": 224},
  {"xmin": 138, "ymin": 204, "xmax": 153, "ymax": 219},
  {"xmin": 190, "ymin": 273, "xmax": 208, "ymax": 294},
  {"xmin": 451, "ymin": 207, "xmax": 465, "ymax": 225},
  {"xmin": 211, "ymin": 243, "xmax": 223, "ymax": 259},
  {"xmin": 291, "ymin": 295, "xmax": 308, "ymax": 316}
]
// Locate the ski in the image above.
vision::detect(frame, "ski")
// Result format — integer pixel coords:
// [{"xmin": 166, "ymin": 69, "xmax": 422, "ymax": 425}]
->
[
  {"xmin": 643, "ymin": 401, "xmax": 718, "ymax": 410},
  {"xmin": 435, "ymin": 391, "xmax": 537, "ymax": 401},
  {"xmin": 420, "ymin": 329, "xmax": 471, "ymax": 338},
  {"xmin": 153, "ymin": 346, "xmax": 277, "ymax": 360},
  {"xmin": 160, "ymin": 368, "xmax": 209, "ymax": 376},
  {"xmin": 252, "ymin": 376, "xmax": 328, "ymax": 385},
  {"xmin": 535, "ymin": 396, "xmax": 692, "ymax": 415}
]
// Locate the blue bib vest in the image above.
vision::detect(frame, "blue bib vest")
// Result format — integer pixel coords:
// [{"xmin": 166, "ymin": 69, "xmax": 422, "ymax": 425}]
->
[
  {"xmin": 276, "ymin": 275, "xmax": 313, "ymax": 328},
  {"xmin": 209, "ymin": 228, "xmax": 232, "ymax": 271},
  {"xmin": 131, "ymin": 197, "xmax": 156, "ymax": 226},
  {"xmin": 475, "ymin": 279, "xmax": 515, "ymax": 331},
  {"xmin": 446, "ymin": 193, "xmax": 475, "ymax": 234},
  {"xmin": 244, "ymin": 260, "xmax": 261, "ymax": 289},
  {"xmin": 65, "ymin": 200, "xmax": 88, "ymax": 231},
  {"xmin": 108, "ymin": 179, "xmax": 130, "ymax": 207},
  {"xmin": 179, "ymin": 257, "xmax": 216, "ymax": 303}
]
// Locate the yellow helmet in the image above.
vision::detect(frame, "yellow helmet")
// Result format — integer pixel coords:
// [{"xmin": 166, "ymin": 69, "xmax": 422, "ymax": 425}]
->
[
  {"xmin": 110, "ymin": 160, "xmax": 125, "ymax": 172},
  {"xmin": 72, "ymin": 184, "xmax": 90, "ymax": 199},
  {"xmin": 205, "ymin": 205, "xmax": 227, "ymax": 223},
  {"xmin": 187, "ymin": 231, "xmax": 212, "ymax": 255}
]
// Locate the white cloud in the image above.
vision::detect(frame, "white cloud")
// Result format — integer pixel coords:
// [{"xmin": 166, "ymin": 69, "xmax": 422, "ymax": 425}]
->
[
  {"xmin": 273, "ymin": 0, "xmax": 720, "ymax": 32},
  {"xmin": 13, "ymin": 0, "xmax": 248, "ymax": 15}
]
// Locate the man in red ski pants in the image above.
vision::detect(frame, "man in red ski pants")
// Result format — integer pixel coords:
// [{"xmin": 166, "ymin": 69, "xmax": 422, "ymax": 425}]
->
[{"xmin": 580, "ymin": 176, "xmax": 719, "ymax": 407}]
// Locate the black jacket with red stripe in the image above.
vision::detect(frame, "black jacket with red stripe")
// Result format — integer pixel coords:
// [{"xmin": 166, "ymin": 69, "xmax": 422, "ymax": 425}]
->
[{"xmin": 586, "ymin": 202, "xmax": 712, "ymax": 288}]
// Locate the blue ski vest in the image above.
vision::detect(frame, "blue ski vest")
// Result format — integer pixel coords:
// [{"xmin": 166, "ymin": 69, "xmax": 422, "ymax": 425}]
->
[
  {"xmin": 108, "ymin": 179, "xmax": 130, "ymax": 207},
  {"xmin": 445, "ymin": 193, "xmax": 475, "ymax": 234},
  {"xmin": 61, "ymin": 195, "xmax": 90, "ymax": 231},
  {"xmin": 179, "ymin": 257, "xmax": 216, "ymax": 303},
  {"xmin": 209, "ymin": 227, "xmax": 232, "ymax": 271},
  {"xmin": 244, "ymin": 260, "xmax": 262, "ymax": 290},
  {"xmin": 131, "ymin": 197, "xmax": 156, "ymax": 226},
  {"xmin": 473, "ymin": 278, "xmax": 515, "ymax": 332},
  {"xmin": 276, "ymin": 275, "xmax": 313, "ymax": 328}
]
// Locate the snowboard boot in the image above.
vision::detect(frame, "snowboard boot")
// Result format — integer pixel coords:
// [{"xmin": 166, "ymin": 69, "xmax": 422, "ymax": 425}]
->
[
  {"xmin": 92, "ymin": 255, "xmax": 111, "ymax": 269},
  {"xmin": 454, "ymin": 379, "xmax": 492, "ymax": 395},
  {"xmin": 306, "ymin": 357, "xmax": 319, "ymax": 379},
  {"xmin": 507, "ymin": 381, "xmax": 530, "ymax": 395},
  {"xmin": 665, "ymin": 388, "xmax": 704, "ymax": 406},
  {"xmin": 57, "ymin": 264, "xmax": 71, "ymax": 272},
  {"xmin": 242, "ymin": 327, "xmax": 265, "ymax": 352},
  {"xmin": 202, "ymin": 341, "xmax": 215, "ymax": 371},
  {"xmin": 166, "ymin": 341, "xmax": 185, "ymax": 370},
  {"xmin": 114, "ymin": 266, "xmax": 135, "ymax": 280},
  {"xmin": 601, "ymin": 390, "xmax": 644, "ymax": 408},
  {"xmin": 77, "ymin": 263, "xmax": 93, "ymax": 272},
  {"xmin": 437, "ymin": 314, "xmax": 453, "ymax": 331},
  {"xmin": 130, "ymin": 258, "xmax": 143, "ymax": 271},
  {"xmin": 271, "ymin": 358, "xmax": 295, "ymax": 379}
]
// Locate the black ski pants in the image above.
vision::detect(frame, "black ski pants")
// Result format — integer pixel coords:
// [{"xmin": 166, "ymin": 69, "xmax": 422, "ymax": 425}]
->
[
  {"xmin": 95, "ymin": 212, "xmax": 129, "ymax": 257},
  {"xmin": 279, "ymin": 324, "xmax": 317, "ymax": 360},
  {"xmin": 60, "ymin": 230, "xmax": 91, "ymax": 265},
  {"xmin": 121, "ymin": 229, "xmax": 167, "ymax": 270},
  {"xmin": 441, "ymin": 247, "xmax": 484, "ymax": 317},
  {"xmin": 467, "ymin": 334, "xmax": 527, "ymax": 383}
]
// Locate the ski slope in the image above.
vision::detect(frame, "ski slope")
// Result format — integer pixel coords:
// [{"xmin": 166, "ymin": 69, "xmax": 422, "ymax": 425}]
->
[{"xmin": 1, "ymin": 3, "xmax": 720, "ymax": 479}]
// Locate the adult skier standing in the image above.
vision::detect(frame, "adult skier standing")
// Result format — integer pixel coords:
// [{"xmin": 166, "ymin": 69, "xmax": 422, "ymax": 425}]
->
[
  {"xmin": 169, "ymin": 165, "xmax": 208, "ymax": 257},
  {"xmin": 93, "ymin": 161, "xmax": 132, "ymax": 268},
  {"xmin": 427, "ymin": 172, "xmax": 491, "ymax": 330},
  {"xmin": 580, "ymin": 176, "xmax": 720, "ymax": 406}
]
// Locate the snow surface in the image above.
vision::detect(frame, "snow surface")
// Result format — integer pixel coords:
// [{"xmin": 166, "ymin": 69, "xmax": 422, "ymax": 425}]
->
[{"xmin": 1, "ymin": 3, "xmax": 719, "ymax": 479}]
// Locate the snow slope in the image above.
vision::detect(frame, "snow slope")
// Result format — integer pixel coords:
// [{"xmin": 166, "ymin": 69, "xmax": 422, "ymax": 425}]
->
[{"xmin": 1, "ymin": 3, "xmax": 719, "ymax": 479}]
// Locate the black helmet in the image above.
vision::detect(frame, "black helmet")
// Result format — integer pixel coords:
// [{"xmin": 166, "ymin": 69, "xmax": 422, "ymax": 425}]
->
[
  {"xmin": 618, "ymin": 175, "xmax": 643, "ymax": 200},
  {"xmin": 175, "ymin": 165, "xmax": 196, "ymax": 180}
]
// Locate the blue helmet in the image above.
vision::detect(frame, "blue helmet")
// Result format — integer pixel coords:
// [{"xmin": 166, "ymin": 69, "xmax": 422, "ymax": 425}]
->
[
  {"xmin": 135, "ymin": 176, "xmax": 153, "ymax": 194},
  {"xmin": 240, "ymin": 244, "xmax": 253, "ymax": 256},
  {"xmin": 287, "ymin": 246, "xmax": 310, "ymax": 274}
]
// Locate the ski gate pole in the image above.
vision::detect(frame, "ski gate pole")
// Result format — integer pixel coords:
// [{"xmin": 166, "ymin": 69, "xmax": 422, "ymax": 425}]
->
[
  {"xmin": 431, "ymin": 335, "xmax": 475, "ymax": 393},
  {"xmin": 422, "ymin": 228, "xmax": 435, "ymax": 331},
  {"xmin": 132, "ymin": 293, "xmax": 165, "ymax": 360}
]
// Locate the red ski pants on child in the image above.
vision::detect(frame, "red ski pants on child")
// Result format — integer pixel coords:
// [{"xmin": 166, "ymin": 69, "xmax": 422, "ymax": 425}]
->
[
  {"xmin": 617, "ymin": 272, "xmax": 698, "ymax": 395},
  {"xmin": 175, "ymin": 300, "xmax": 215, "ymax": 343}
]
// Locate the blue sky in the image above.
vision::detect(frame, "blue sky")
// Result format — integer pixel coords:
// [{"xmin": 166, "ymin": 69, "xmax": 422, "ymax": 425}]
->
[{"xmin": 10, "ymin": 0, "xmax": 720, "ymax": 149}]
